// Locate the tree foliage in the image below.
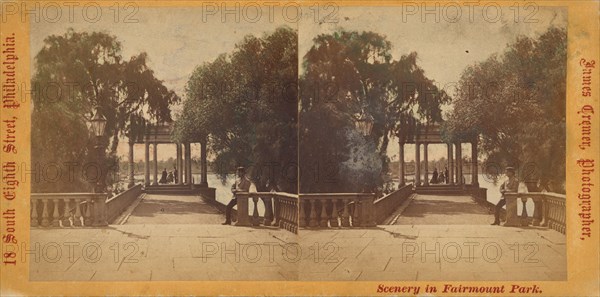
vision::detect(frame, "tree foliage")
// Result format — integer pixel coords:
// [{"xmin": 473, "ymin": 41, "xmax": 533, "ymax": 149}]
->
[
  {"xmin": 300, "ymin": 30, "xmax": 450, "ymax": 193},
  {"xmin": 32, "ymin": 29, "xmax": 179, "ymax": 192},
  {"xmin": 446, "ymin": 27, "xmax": 566, "ymax": 192},
  {"xmin": 174, "ymin": 26, "xmax": 298, "ymax": 193}
]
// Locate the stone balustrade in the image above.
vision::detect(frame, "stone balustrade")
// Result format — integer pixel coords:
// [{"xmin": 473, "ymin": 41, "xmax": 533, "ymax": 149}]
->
[
  {"xmin": 503, "ymin": 192, "xmax": 566, "ymax": 234},
  {"xmin": 373, "ymin": 184, "xmax": 414, "ymax": 224},
  {"xmin": 106, "ymin": 185, "xmax": 143, "ymax": 223},
  {"xmin": 299, "ymin": 193, "xmax": 376, "ymax": 228},
  {"xmin": 234, "ymin": 192, "xmax": 298, "ymax": 233},
  {"xmin": 31, "ymin": 193, "xmax": 108, "ymax": 227}
]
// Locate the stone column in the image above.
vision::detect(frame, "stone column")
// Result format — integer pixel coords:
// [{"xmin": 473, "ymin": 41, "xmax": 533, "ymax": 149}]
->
[
  {"xmin": 449, "ymin": 143, "xmax": 455, "ymax": 184},
  {"xmin": 152, "ymin": 143, "xmax": 158, "ymax": 185},
  {"xmin": 415, "ymin": 143, "xmax": 421, "ymax": 186},
  {"xmin": 184, "ymin": 142, "xmax": 192, "ymax": 186},
  {"xmin": 455, "ymin": 142, "xmax": 462, "ymax": 185},
  {"xmin": 423, "ymin": 143, "xmax": 429, "ymax": 186},
  {"xmin": 128, "ymin": 141, "xmax": 135, "ymax": 188},
  {"xmin": 176, "ymin": 143, "xmax": 183, "ymax": 185},
  {"xmin": 178, "ymin": 143, "xmax": 185, "ymax": 185},
  {"xmin": 446, "ymin": 143, "xmax": 452, "ymax": 184},
  {"xmin": 144, "ymin": 142, "xmax": 150, "ymax": 186},
  {"xmin": 399, "ymin": 142, "xmax": 405, "ymax": 187},
  {"xmin": 472, "ymin": 141, "xmax": 479, "ymax": 186},
  {"xmin": 201, "ymin": 141, "xmax": 208, "ymax": 186}
]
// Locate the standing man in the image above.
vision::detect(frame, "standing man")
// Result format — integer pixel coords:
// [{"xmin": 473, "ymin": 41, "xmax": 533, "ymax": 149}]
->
[
  {"xmin": 223, "ymin": 167, "xmax": 252, "ymax": 225},
  {"xmin": 173, "ymin": 166, "xmax": 178, "ymax": 184},
  {"xmin": 491, "ymin": 167, "xmax": 519, "ymax": 225},
  {"xmin": 444, "ymin": 167, "xmax": 449, "ymax": 184}
]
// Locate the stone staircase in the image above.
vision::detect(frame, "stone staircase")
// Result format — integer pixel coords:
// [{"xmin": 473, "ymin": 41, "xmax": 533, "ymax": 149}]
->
[
  {"xmin": 143, "ymin": 184, "xmax": 195, "ymax": 195},
  {"xmin": 414, "ymin": 184, "xmax": 467, "ymax": 195}
]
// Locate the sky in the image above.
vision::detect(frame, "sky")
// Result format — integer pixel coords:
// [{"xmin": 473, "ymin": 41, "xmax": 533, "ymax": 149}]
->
[{"xmin": 30, "ymin": 4, "xmax": 566, "ymax": 163}]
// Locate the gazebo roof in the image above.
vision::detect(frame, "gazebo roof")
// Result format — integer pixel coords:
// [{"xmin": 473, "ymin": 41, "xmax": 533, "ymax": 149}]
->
[
  {"xmin": 403, "ymin": 123, "xmax": 445, "ymax": 144},
  {"xmin": 140, "ymin": 123, "xmax": 174, "ymax": 144}
]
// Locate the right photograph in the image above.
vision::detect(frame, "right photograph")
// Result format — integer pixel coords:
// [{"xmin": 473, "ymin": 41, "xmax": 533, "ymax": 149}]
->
[{"xmin": 298, "ymin": 5, "xmax": 567, "ymax": 282}]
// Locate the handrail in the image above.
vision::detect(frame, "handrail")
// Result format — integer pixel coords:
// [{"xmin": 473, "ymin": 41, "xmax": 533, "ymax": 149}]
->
[
  {"xmin": 298, "ymin": 192, "xmax": 376, "ymax": 228},
  {"xmin": 504, "ymin": 192, "xmax": 566, "ymax": 234},
  {"xmin": 31, "ymin": 192, "xmax": 108, "ymax": 227},
  {"xmin": 373, "ymin": 184, "xmax": 414, "ymax": 224},
  {"xmin": 235, "ymin": 192, "xmax": 299, "ymax": 233},
  {"xmin": 106, "ymin": 184, "xmax": 143, "ymax": 223}
]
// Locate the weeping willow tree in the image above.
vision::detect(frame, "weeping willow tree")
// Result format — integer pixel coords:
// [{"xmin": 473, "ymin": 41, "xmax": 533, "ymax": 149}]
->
[
  {"xmin": 32, "ymin": 29, "xmax": 179, "ymax": 192},
  {"xmin": 300, "ymin": 30, "xmax": 451, "ymax": 194}
]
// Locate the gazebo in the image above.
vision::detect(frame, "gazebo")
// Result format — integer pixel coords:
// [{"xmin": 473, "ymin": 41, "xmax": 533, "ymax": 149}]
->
[
  {"xmin": 397, "ymin": 123, "xmax": 479, "ymax": 188},
  {"xmin": 125, "ymin": 123, "xmax": 208, "ymax": 189}
]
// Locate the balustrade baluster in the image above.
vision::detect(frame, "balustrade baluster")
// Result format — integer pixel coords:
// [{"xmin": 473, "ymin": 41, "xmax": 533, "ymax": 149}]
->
[
  {"xmin": 274, "ymin": 197, "xmax": 281, "ymax": 226},
  {"xmin": 552, "ymin": 200, "xmax": 560, "ymax": 230},
  {"xmin": 62, "ymin": 198, "xmax": 71, "ymax": 227},
  {"xmin": 281, "ymin": 199, "xmax": 288, "ymax": 229},
  {"xmin": 330, "ymin": 199, "xmax": 339, "ymax": 227},
  {"xmin": 31, "ymin": 199, "xmax": 39, "ymax": 227},
  {"xmin": 41, "ymin": 199, "xmax": 50, "ymax": 227},
  {"xmin": 540, "ymin": 196, "xmax": 548, "ymax": 226},
  {"xmin": 52, "ymin": 198, "xmax": 61, "ymax": 227},
  {"xmin": 252, "ymin": 196, "xmax": 260, "ymax": 226},
  {"xmin": 554, "ymin": 201, "xmax": 560, "ymax": 231},
  {"xmin": 341, "ymin": 199, "xmax": 350, "ymax": 227},
  {"xmin": 84, "ymin": 198, "xmax": 92, "ymax": 226},
  {"xmin": 560, "ymin": 200, "xmax": 566, "ymax": 233},
  {"xmin": 551, "ymin": 200, "xmax": 558, "ymax": 230},
  {"xmin": 320, "ymin": 199, "xmax": 328, "ymax": 227},
  {"xmin": 309, "ymin": 199, "xmax": 318, "ymax": 227},
  {"xmin": 292, "ymin": 200, "xmax": 298, "ymax": 233},
  {"xmin": 532, "ymin": 196, "xmax": 542, "ymax": 226},
  {"xmin": 520, "ymin": 197, "xmax": 528, "ymax": 226},
  {"xmin": 547, "ymin": 200, "xmax": 553, "ymax": 229},
  {"xmin": 74, "ymin": 198, "xmax": 83, "ymax": 226},
  {"xmin": 299, "ymin": 199, "xmax": 306, "ymax": 227},
  {"xmin": 352, "ymin": 198, "xmax": 361, "ymax": 227}
]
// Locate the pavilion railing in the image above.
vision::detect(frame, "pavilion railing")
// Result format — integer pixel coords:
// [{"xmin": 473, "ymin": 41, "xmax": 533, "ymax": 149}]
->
[
  {"xmin": 503, "ymin": 192, "xmax": 566, "ymax": 234},
  {"xmin": 299, "ymin": 193, "xmax": 377, "ymax": 228},
  {"xmin": 235, "ymin": 192, "xmax": 298, "ymax": 234},
  {"xmin": 30, "ymin": 193, "xmax": 108, "ymax": 227}
]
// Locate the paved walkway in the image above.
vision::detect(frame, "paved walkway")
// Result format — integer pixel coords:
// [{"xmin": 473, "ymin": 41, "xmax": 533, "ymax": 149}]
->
[
  {"xmin": 30, "ymin": 224, "xmax": 566, "ymax": 281},
  {"xmin": 393, "ymin": 194, "xmax": 494, "ymax": 225},
  {"xmin": 30, "ymin": 225, "xmax": 297, "ymax": 281},
  {"xmin": 299, "ymin": 225, "xmax": 566, "ymax": 281},
  {"xmin": 125, "ymin": 194, "xmax": 224, "ymax": 225}
]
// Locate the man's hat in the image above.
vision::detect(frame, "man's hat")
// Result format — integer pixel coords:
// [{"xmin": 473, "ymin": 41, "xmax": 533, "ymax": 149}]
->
[
  {"xmin": 236, "ymin": 166, "xmax": 246, "ymax": 173},
  {"xmin": 505, "ymin": 166, "xmax": 516, "ymax": 173}
]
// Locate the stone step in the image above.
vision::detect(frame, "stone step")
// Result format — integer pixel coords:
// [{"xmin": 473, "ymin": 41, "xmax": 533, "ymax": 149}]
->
[
  {"xmin": 415, "ymin": 188, "xmax": 468, "ymax": 195},
  {"xmin": 143, "ymin": 185, "xmax": 195, "ymax": 194}
]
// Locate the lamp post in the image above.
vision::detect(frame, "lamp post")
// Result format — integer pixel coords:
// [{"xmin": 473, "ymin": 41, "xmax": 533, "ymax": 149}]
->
[
  {"xmin": 354, "ymin": 109, "xmax": 375, "ymax": 194},
  {"xmin": 89, "ymin": 107, "xmax": 107, "ymax": 194}
]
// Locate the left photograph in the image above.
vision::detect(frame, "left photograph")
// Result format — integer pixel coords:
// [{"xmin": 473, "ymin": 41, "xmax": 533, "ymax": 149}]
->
[{"xmin": 29, "ymin": 6, "xmax": 299, "ymax": 281}]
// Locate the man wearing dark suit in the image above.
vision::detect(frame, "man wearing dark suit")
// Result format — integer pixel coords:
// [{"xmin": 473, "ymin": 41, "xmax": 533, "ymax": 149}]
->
[
  {"xmin": 491, "ymin": 167, "xmax": 519, "ymax": 225},
  {"xmin": 223, "ymin": 167, "xmax": 252, "ymax": 225}
]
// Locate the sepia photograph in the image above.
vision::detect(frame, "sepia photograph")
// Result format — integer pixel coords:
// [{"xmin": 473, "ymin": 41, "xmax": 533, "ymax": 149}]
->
[
  {"xmin": 28, "ymin": 5, "xmax": 299, "ymax": 281},
  {"xmin": 1, "ymin": 1, "xmax": 597, "ymax": 295},
  {"xmin": 297, "ymin": 5, "xmax": 567, "ymax": 282}
]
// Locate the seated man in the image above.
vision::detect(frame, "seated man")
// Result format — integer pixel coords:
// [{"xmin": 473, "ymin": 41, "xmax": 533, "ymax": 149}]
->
[
  {"xmin": 491, "ymin": 167, "xmax": 519, "ymax": 225},
  {"xmin": 223, "ymin": 167, "xmax": 251, "ymax": 225}
]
